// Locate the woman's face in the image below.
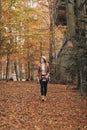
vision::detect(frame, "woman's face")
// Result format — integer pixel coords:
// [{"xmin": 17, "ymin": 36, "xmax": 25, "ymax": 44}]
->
[{"xmin": 41, "ymin": 58, "xmax": 44, "ymax": 63}]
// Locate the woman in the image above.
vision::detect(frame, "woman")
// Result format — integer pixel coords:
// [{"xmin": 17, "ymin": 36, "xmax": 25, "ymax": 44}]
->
[{"xmin": 37, "ymin": 56, "xmax": 50, "ymax": 101}]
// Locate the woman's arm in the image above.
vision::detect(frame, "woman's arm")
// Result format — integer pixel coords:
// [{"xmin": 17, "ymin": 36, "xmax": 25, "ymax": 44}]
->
[
  {"xmin": 37, "ymin": 63, "xmax": 41, "ymax": 80},
  {"xmin": 46, "ymin": 63, "xmax": 50, "ymax": 79}
]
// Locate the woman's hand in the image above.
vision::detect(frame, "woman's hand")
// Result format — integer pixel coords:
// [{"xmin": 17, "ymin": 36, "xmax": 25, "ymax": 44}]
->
[
  {"xmin": 37, "ymin": 76, "xmax": 39, "ymax": 83},
  {"xmin": 45, "ymin": 74, "xmax": 49, "ymax": 79}
]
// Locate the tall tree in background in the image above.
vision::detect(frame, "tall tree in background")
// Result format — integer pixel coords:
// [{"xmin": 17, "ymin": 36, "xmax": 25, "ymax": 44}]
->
[
  {"xmin": 47, "ymin": 0, "xmax": 56, "ymax": 82},
  {"xmin": 66, "ymin": 0, "xmax": 75, "ymax": 38}
]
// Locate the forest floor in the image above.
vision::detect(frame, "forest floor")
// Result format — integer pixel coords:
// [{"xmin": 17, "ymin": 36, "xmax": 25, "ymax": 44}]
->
[{"xmin": 0, "ymin": 81, "xmax": 87, "ymax": 130}]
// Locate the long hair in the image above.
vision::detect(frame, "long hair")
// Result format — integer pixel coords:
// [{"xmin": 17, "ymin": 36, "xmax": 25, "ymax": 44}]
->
[{"xmin": 40, "ymin": 57, "xmax": 46, "ymax": 64}]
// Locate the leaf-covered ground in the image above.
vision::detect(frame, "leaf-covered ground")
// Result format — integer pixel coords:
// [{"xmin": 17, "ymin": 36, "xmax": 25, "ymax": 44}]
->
[{"xmin": 0, "ymin": 81, "xmax": 87, "ymax": 130}]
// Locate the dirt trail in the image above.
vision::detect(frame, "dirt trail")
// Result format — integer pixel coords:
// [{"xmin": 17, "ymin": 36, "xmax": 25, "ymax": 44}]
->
[{"xmin": 0, "ymin": 81, "xmax": 87, "ymax": 130}]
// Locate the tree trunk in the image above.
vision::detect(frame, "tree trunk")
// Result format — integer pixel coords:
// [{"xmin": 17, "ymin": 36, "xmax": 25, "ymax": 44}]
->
[
  {"xmin": 6, "ymin": 53, "xmax": 10, "ymax": 81},
  {"xmin": 75, "ymin": 0, "xmax": 87, "ymax": 92},
  {"xmin": 48, "ymin": 0, "xmax": 56, "ymax": 83},
  {"xmin": 0, "ymin": 60, "xmax": 2, "ymax": 80},
  {"xmin": 40, "ymin": 42, "xmax": 42, "ymax": 56},
  {"xmin": 85, "ymin": 69, "xmax": 87, "ymax": 92},
  {"xmin": 19, "ymin": 63, "xmax": 22, "ymax": 81},
  {"xmin": 85, "ymin": 4, "xmax": 87, "ymax": 91},
  {"xmin": 14, "ymin": 61, "xmax": 18, "ymax": 81},
  {"xmin": 80, "ymin": 61, "xmax": 83, "ymax": 95},
  {"xmin": 28, "ymin": 61, "xmax": 30, "ymax": 80},
  {"xmin": 66, "ymin": 0, "xmax": 75, "ymax": 38},
  {"xmin": 0, "ymin": 0, "xmax": 2, "ymax": 47},
  {"xmin": 77, "ymin": 60, "xmax": 81, "ymax": 90}
]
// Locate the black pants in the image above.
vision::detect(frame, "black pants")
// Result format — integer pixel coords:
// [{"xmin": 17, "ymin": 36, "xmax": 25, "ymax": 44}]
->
[{"xmin": 40, "ymin": 80, "xmax": 48, "ymax": 96}]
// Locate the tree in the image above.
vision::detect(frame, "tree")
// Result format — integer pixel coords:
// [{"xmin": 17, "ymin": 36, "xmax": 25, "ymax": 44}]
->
[{"xmin": 0, "ymin": 0, "xmax": 50, "ymax": 81}]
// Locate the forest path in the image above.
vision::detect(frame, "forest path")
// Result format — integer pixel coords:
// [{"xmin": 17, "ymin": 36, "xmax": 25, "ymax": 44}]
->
[{"xmin": 0, "ymin": 81, "xmax": 87, "ymax": 130}]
